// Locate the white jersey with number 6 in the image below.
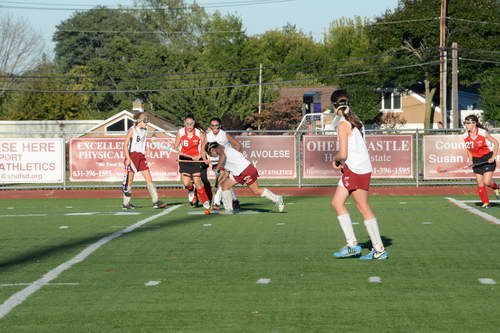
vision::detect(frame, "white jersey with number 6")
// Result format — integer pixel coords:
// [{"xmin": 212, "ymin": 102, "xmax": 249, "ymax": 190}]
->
[
  {"xmin": 223, "ymin": 146, "xmax": 250, "ymax": 176},
  {"xmin": 129, "ymin": 127, "xmax": 148, "ymax": 154}
]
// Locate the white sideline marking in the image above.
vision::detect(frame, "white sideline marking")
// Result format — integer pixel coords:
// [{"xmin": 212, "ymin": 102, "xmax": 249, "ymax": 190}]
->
[
  {"xmin": 65, "ymin": 212, "xmax": 98, "ymax": 216},
  {"xmin": 203, "ymin": 224, "xmax": 212, "ymax": 227},
  {"xmin": 113, "ymin": 212, "xmax": 141, "ymax": 216},
  {"xmin": 0, "ymin": 283, "xmax": 79, "ymax": 287},
  {"xmin": 446, "ymin": 197, "xmax": 500, "ymax": 225},
  {"xmin": 65, "ymin": 206, "xmax": 73, "ymax": 209},
  {"xmin": 0, "ymin": 205, "xmax": 181, "ymax": 320},
  {"xmin": 276, "ymin": 223, "xmax": 285, "ymax": 226},
  {"xmin": 368, "ymin": 276, "xmax": 382, "ymax": 283},
  {"xmin": 256, "ymin": 278, "xmax": 271, "ymax": 285},
  {"xmin": 7, "ymin": 207, "xmax": 15, "ymax": 210},
  {"xmin": 460, "ymin": 200, "xmax": 500, "ymax": 203},
  {"xmin": 0, "ymin": 214, "xmax": 46, "ymax": 218},
  {"xmin": 422, "ymin": 222, "xmax": 433, "ymax": 225},
  {"xmin": 478, "ymin": 278, "xmax": 496, "ymax": 285},
  {"xmin": 399, "ymin": 202, "xmax": 407, "ymax": 204},
  {"xmin": 58, "ymin": 226, "xmax": 69, "ymax": 230},
  {"xmin": 352, "ymin": 222, "xmax": 359, "ymax": 225},
  {"xmin": 145, "ymin": 280, "xmax": 161, "ymax": 287}
]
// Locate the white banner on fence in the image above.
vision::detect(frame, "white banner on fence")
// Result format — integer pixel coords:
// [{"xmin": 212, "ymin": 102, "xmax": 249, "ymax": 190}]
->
[{"xmin": 0, "ymin": 139, "xmax": 65, "ymax": 183}]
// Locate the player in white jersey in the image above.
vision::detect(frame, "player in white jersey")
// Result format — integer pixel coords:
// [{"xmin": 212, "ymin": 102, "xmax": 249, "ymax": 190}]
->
[
  {"xmin": 329, "ymin": 90, "xmax": 387, "ymax": 260},
  {"xmin": 205, "ymin": 142, "xmax": 284, "ymax": 214},
  {"xmin": 122, "ymin": 112, "xmax": 167, "ymax": 210},
  {"xmin": 202, "ymin": 117, "xmax": 242, "ymax": 210}
]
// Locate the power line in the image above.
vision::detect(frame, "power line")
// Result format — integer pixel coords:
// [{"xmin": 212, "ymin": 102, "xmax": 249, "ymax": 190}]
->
[
  {"xmin": 447, "ymin": 17, "xmax": 500, "ymax": 26},
  {"xmin": 0, "ymin": 0, "xmax": 295, "ymax": 11},
  {"xmin": 0, "ymin": 61, "xmax": 440, "ymax": 94},
  {"xmin": 459, "ymin": 58, "xmax": 500, "ymax": 65},
  {"xmin": 57, "ymin": 29, "xmax": 244, "ymax": 35},
  {"xmin": 0, "ymin": 48, "xmax": 440, "ymax": 81}
]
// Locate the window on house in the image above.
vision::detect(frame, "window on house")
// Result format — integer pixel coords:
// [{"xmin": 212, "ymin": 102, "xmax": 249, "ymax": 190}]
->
[
  {"xmin": 381, "ymin": 92, "xmax": 402, "ymax": 111},
  {"xmin": 105, "ymin": 118, "xmax": 134, "ymax": 134}
]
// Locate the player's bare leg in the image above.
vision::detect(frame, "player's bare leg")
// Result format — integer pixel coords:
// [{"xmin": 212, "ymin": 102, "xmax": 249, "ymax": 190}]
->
[
  {"xmin": 182, "ymin": 174, "xmax": 196, "ymax": 206},
  {"xmin": 246, "ymin": 181, "xmax": 284, "ymax": 212}
]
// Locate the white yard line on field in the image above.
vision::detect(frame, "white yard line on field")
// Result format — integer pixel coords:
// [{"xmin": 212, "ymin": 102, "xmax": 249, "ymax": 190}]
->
[
  {"xmin": 446, "ymin": 198, "xmax": 500, "ymax": 225},
  {"xmin": 0, "ymin": 205, "xmax": 181, "ymax": 320}
]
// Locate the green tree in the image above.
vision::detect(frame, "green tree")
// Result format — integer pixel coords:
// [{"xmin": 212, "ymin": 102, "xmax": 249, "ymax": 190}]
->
[
  {"xmin": 3, "ymin": 61, "xmax": 91, "ymax": 120},
  {"xmin": 53, "ymin": 6, "xmax": 159, "ymax": 72},
  {"xmin": 479, "ymin": 67, "xmax": 500, "ymax": 124}
]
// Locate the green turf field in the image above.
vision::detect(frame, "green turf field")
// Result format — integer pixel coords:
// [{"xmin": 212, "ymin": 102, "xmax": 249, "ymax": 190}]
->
[{"xmin": 0, "ymin": 195, "xmax": 499, "ymax": 332}]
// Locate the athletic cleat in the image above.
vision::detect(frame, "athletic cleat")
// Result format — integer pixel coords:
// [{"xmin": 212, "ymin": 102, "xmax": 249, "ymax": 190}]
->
[
  {"xmin": 212, "ymin": 204, "xmax": 222, "ymax": 211},
  {"xmin": 233, "ymin": 200, "xmax": 240, "ymax": 210},
  {"xmin": 202, "ymin": 201, "xmax": 211, "ymax": 210},
  {"xmin": 481, "ymin": 203, "xmax": 491, "ymax": 209},
  {"xmin": 276, "ymin": 195, "xmax": 284, "ymax": 212},
  {"xmin": 359, "ymin": 248, "xmax": 388, "ymax": 260},
  {"xmin": 333, "ymin": 245, "xmax": 362, "ymax": 258},
  {"xmin": 122, "ymin": 204, "xmax": 137, "ymax": 210},
  {"xmin": 153, "ymin": 201, "xmax": 167, "ymax": 209},
  {"xmin": 495, "ymin": 189, "xmax": 500, "ymax": 200}
]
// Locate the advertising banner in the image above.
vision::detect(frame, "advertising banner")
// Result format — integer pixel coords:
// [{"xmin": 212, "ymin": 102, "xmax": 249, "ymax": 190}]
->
[
  {"xmin": 423, "ymin": 134, "xmax": 500, "ymax": 179},
  {"xmin": 0, "ymin": 138, "xmax": 64, "ymax": 183},
  {"xmin": 235, "ymin": 135, "xmax": 296, "ymax": 179},
  {"xmin": 303, "ymin": 135, "xmax": 413, "ymax": 179},
  {"xmin": 69, "ymin": 137, "xmax": 179, "ymax": 181}
]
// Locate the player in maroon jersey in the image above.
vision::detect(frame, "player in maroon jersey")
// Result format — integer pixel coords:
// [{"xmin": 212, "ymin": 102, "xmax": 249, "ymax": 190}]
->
[{"xmin": 463, "ymin": 115, "xmax": 499, "ymax": 208}]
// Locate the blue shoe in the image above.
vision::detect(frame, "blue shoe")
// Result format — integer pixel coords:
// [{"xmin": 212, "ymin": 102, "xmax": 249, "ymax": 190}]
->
[
  {"xmin": 333, "ymin": 245, "xmax": 362, "ymax": 258},
  {"xmin": 359, "ymin": 248, "xmax": 388, "ymax": 260}
]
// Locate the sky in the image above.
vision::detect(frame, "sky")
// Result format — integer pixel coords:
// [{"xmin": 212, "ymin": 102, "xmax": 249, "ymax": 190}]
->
[{"xmin": 2, "ymin": 0, "xmax": 400, "ymax": 55}]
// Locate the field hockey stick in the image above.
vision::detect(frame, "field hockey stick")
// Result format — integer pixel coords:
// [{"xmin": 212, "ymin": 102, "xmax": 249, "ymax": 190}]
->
[
  {"xmin": 435, "ymin": 161, "xmax": 489, "ymax": 173},
  {"xmin": 151, "ymin": 139, "xmax": 194, "ymax": 159},
  {"xmin": 210, "ymin": 168, "xmax": 221, "ymax": 211},
  {"xmin": 176, "ymin": 159, "xmax": 206, "ymax": 163}
]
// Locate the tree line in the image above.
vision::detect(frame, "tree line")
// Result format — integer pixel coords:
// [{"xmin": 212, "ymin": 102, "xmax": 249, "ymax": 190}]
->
[{"xmin": 0, "ymin": 0, "xmax": 498, "ymax": 129}]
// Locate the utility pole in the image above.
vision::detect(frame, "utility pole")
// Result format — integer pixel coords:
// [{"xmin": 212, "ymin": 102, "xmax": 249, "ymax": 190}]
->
[
  {"xmin": 452, "ymin": 42, "xmax": 459, "ymax": 128},
  {"xmin": 258, "ymin": 63, "xmax": 262, "ymax": 131},
  {"xmin": 439, "ymin": 0, "xmax": 448, "ymax": 128}
]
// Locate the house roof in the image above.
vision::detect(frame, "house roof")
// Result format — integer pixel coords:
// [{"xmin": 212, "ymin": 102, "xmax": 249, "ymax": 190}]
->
[
  {"xmin": 79, "ymin": 110, "xmax": 177, "ymax": 137},
  {"xmin": 279, "ymin": 86, "xmax": 338, "ymax": 111}
]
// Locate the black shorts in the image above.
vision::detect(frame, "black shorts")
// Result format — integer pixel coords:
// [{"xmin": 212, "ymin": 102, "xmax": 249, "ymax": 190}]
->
[
  {"xmin": 473, "ymin": 152, "xmax": 496, "ymax": 175},
  {"xmin": 179, "ymin": 159, "xmax": 203, "ymax": 176}
]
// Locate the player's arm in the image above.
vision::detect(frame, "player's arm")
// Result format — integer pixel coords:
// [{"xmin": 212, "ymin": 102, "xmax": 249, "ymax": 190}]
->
[
  {"xmin": 123, "ymin": 128, "xmax": 133, "ymax": 166},
  {"xmin": 227, "ymin": 133, "xmax": 242, "ymax": 152},
  {"xmin": 333, "ymin": 122, "xmax": 349, "ymax": 169},
  {"xmin": 196, "ymin": 131, "xmax": 207, "ymax": 162},
  {"xmin": 200, "ymin": 131, "xmax": 209, "ymax": 161},
  {"xmin": 173, "ymin": 131, "xmax": 181, "ymax": 152},
  {"xmin": 215, "ymin": 146, "xmax": 227, "ymax": 170},
  {"xmin": 485, "ymin": 131, "xmax": 499, "ymax": 163}
]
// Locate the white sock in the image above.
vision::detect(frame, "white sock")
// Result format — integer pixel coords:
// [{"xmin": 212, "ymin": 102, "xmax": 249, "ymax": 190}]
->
[
  {"xmin": 261, "ymin": 188, "xmax": 278, "ymax": 203},
  {"xmin": 364, "ymin": 218, "xmax": 384, "ymax": 252},
  {"xmin": 337, "ymin": 214, "xmax": 357, "ymax": 246},
  {"xmin": 123, "ymin": 193, "xmax": 131, "ymax": 206},
  {"xmin": 214, "ymin": 187, "xmax": 223, "ymax": 205},
  {"xmin": 222, "ymin": 190, "xmax": 233, "ymax": 211},
  {"xmin": 231, "ymin": 188, "xmax": 238, "ymax": 201},
  {"xmin": 147, "ymin": 183, "xmax": 159, "ymax": 203}
]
